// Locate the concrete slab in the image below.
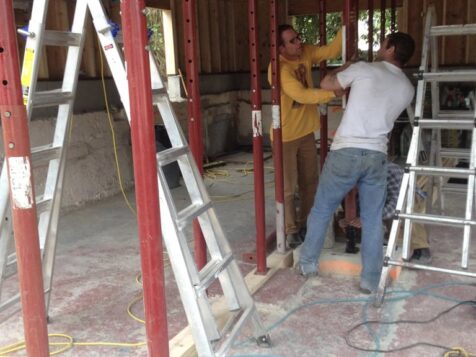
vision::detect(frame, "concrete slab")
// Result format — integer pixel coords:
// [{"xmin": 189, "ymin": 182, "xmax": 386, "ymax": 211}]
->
[{"xmin": 1, "ymin": 152, "xmax": 475, "ymax": 357}]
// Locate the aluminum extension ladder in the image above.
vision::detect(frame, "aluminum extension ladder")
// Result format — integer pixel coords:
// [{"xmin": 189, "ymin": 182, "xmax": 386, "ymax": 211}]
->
[
  {"xmin": 375, "ymin": 5, "xmax": 476, "ymax": 307},
  {"xmin": 0, "ymin": 1, "xmax": 270, "ymax": 355}
]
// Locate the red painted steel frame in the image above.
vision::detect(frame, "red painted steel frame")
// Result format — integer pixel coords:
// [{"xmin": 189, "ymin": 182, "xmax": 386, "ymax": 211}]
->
[
  {"xmin": 380, "ymin": 0, "xmax": 387, "ymax": 42},
  {"xmin": 343, "ymin": 0, "xmax": 359, "ymax": 221},
  {"xmin": 319, "ymin": 0, "xmax": 328, "ymax": 168},
  {"xmin": 0, "ymin": 1, "xmax": 49, "ymax": 355},
  {"xmin": 368, "ymin": 0, "xmax": 374, "ymax": 61},
  {"xmin": 248, "ymin": 0, "xmax": 267, "ymax": 273},
  {"xmin": 120, "ymin": 2, "xmax": 169, "ymax": 355},
  {"xmin": 390, "ymin": 0, "xmax": 396, "ymax": 33},
  {"xmin": 269, "ymin": 0, "xmax": 286, "ymax": 253},
  {"xmin": 183, "ymin": 0, "xmax": 207, "ymax": 269}
]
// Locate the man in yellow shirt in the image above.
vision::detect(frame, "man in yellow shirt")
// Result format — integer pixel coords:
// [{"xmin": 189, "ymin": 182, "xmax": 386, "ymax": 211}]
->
[{"xmin": 269, "ymin": 25, "xmax": 343, "ymax": 248}]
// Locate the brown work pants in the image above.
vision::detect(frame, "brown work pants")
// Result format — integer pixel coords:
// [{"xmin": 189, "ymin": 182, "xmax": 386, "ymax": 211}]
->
[{"xmin": 281, "ymin": 133, "xmax": 318, "ymax": 234}]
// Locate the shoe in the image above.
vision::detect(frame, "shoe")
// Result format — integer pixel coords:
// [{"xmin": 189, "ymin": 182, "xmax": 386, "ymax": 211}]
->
[
  {"xmin": 298, "ymin": 226, "xmax": 307, "ymax": 240},
  {"xmin": 410, "ymin": 248, "xmax": 432, "ymax": 264},
  {"xmin": 358, "ymin": 286, "xmax": 373, "ymax": 295},
  {"xmin": 359, "ymin": 281, "xmax": 377, "ymax": 294},
  {"xmin": 286, "ymin": 233, "xmax": 303, "ymax": 249},
  {"xmin": 296, "ymin": 265, "xmax": 317, "ymax": 278}
]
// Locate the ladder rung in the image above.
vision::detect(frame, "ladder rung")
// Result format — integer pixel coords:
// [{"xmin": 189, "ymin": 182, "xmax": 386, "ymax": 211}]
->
[
  {"xmin": 398, "ymin": 212, "xmax": 476, "ymax": 227},
  {"xmin": 32, "ymin": 89, "xmax": 74, "ymax": 108},
  {"xmin": 420, "ymin": 71, "xmax": 476, "ymax": 82},
  {"xmin": 157, "ymin": 146, "xmax": 189, "ymax": 166},
  {"xmin": 442, "ymin": 182, "xmax": 468, "ymax": 193},
  {"xmin": 151, "ymin": 88, "xmax": 167, "ymax": 103},
  {"xmin": 177, "ymin": 201, "xmax": 212, "ymax": 229},
  {"xmin": 440, "ymin": 148, "xmax": 470, "ymax": 159},
  {"xmin": 31, "ymin": 144, "xmax": 62, "ymax": 167},
  {"xmin": 36, "ymin": 195, "xmax": 53, "ymax": 215},
  {"xmin": 385, "ymin": 259, "xmax": 476, "ymax": 278},
  {"xmin": 195, "ymin": 253, "xmax": 233, "ymax": 296},
  {"xmin": 417, "ymin": 118, "xmax": 475, "ymax": 129},
  {"xmin": 43, "ymin": 30, "xmax": 82, "ymax": 47},
  {"xmin": 430, "ymin": 24, "xmax": 476, "ymax": 36},
  {"xmin": 410, "ymin": 166, "xmax": 474, "ymax": 178},
  {"xmin": 437, "ymin": 111, "xmax": 474, "ymax": 119},
  {"xmin": 215, "ymin": 307, "xmax": 255, "ymax": 356}
]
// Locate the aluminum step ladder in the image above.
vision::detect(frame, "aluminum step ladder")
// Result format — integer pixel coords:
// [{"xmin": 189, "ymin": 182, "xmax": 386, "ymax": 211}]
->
[
  {"xmin": 87, "ymin": 2, "xmax": 271, "ymax": 354},
  {"xmin": 0, "ymin": 0, "xmax": 89, "ymax": 315},
  {"xmin": 375, "ymin": 5, "xmax": 476, "ymax": 307},
  {"xmin": 1, "ymin": 1, "xmax": 271, "ymax": 355}
]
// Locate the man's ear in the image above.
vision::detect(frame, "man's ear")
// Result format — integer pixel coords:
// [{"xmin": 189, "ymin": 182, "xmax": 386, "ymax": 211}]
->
[{"xmin": 278, "ymin": 44, "xmax": 285, "ymax": 55}]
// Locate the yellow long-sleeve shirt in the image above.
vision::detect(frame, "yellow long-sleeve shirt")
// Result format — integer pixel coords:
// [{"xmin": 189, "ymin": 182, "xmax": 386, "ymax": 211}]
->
[{"xmin": 268, "ymin": 29, "xmax": 343, "ymax": 142}]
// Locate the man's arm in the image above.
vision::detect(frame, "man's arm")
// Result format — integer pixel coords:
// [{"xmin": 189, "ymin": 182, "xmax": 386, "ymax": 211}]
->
[
  {"xmin": 311, "ymin": 28, "xmax": 343, "ymax": 63},
  {"xmin": 320, "ymin": 61, "xmax": 353, "ymax": 92}
]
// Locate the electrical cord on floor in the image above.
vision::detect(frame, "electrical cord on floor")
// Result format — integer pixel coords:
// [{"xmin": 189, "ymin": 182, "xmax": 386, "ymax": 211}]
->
[
  {"xmin": 231, "ymin": 281, "xmax": 476, "ymax": 357},
  {"xmin": 98, "ymin": 38, "xmax": 136, "ymax": 216},
  {"xmin": 344, "ymin": 300, "xmax": 476, "ymax": 355}
]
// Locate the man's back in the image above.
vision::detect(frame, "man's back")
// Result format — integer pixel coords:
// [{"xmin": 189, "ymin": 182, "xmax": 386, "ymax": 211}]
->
[{"xmin": 332, "ymin": 61, "xmax": 414, "ymax": 153}]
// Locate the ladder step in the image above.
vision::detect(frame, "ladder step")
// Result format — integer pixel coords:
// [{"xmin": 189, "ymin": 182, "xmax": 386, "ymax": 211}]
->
[
  {"xmin": 442, "ymin": 182, "xmax": 468, "ymax": 193},
  {"xmin": 195, "ymin": 253, "xmax": 234, "ymax": 296},
  {"xmin": 417, "ymin": 118, "xmax": 475, "ymax": 129},
  {"xmin": 430, "ymin": 24, "xmax": 476, "ymax": 36},
  {"xmin": 410, "ymin": 165, "xmax": 474, "ymax": 178},
  {"xmin": 177, "ymin": 201, "xmax": 212, "ymax": 229},
  {"xmin": 420, "ymin": 71, "xmax": 476, "ymax": 82},
  {"xmin": 440, "ymin": 148, "xmax": 470, "ymax": 159},
  {"xmin": 36, "ymin": 195, "xmax": 53, "ymax": 215},
  {"xmin": 157, "ymin": 146, "xmax": 189, "ymax": 166},
  {"xmin": 32, "ymin": 89, "xmax": 74, "ymax": 108},
  {"xmin": 31, "ymin": 144, "xmax": 62, "ymax": 167},
  {"xmin": 437, "ymin": 111, "xmax": 474, "ymax": 119},
  {"xmin": 151, "ymin": 87, "xmax": 168, "ymax": 103},
  {"xmin": 43, "ymin": 30, "xmax": 82, "ymax": 47},
  {"xmin": 398, "ymin": 212, "xmax": 476, "ymax": 227}
]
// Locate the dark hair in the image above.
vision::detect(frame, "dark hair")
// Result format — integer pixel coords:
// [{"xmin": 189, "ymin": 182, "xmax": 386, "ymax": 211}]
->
[
  {"xmin": 386, "ymin": 32, "xmax": 415, "ymax": 66},
  {"xmin": 278, "ymin": 24, "xmax": 295, "ymax": 46}
]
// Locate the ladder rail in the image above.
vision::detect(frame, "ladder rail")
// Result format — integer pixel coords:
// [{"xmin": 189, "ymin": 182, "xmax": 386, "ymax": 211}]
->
[{"xmin": 376, "ymin": 5, "xmax": 476, "ymax": 307}]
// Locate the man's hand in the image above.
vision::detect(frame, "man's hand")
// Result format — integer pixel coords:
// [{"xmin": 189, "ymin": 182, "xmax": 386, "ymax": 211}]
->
[{"xmin": 334, "ymin": 88, "xmax": 346, "ymax": 97}]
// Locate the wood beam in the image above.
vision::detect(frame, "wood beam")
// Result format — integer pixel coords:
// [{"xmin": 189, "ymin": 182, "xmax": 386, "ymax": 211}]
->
[{"xmin": 288, "ymin": 0, "xmax": 403, "ymax": 15}]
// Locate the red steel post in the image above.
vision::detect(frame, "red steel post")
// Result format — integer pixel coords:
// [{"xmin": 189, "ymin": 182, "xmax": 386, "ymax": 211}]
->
[
  {"xmin": 120, "ymin": 2, "xmax": 169, "ymax": 355},
  {"xmin": 368, "ymin": 0, "xmax": 374, "ymax": 62},
  {"xmin": 269, "ymin": 0, "xmax": 286, "ymax": 253},
  {"xmin": 343, "ymin": 0, "xmax": 359, "ymax": 222},
  {"xmin": 390, "ymin": 0, "xmax": 396, "ymax": 33},
  {"xmin": 380, "ymin": 0, "xmax": 387, "ymax": 42},
  {"xmin": 318, "ymin": 0, "xmax": 328, "ymax": 168},
  {"xmin": 0, "ymin": 1, "xmax": 49, "ymax": 355},
  {"xmin": 248, "ymin": 0, "xmax": 267, "ymax": 273},
  {"xmin": 183, "ymin": 0, "xmax": 207, "ymax": 269}
]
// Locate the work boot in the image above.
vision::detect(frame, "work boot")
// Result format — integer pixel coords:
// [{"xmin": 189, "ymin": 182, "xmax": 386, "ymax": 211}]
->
[
  {"xmin": 410, "ymin": 248, "xmax": 432, "ymax": 264},
  {"xmin": 286, "ymin": 233, "xmax": 303, "ymax": 249}
]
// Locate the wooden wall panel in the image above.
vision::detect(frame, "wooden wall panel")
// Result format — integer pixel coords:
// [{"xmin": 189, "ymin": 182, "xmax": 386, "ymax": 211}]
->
[
  {"xmin": 442, "ymin": 0, "xmax": 467, "ymax": 65},
  {"xmin": 198, "ymin": 0, "xmax": 212, "ymax": 73},
  {"xmin": 45, "ymin": 0, "xmax": 69, "ymax": 79}
]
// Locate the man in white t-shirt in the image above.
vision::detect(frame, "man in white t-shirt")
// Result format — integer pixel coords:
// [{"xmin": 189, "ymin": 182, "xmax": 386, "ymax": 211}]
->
[{"xmin": 298, "ymin": 32, "xmax": 415, "ymax": 294}]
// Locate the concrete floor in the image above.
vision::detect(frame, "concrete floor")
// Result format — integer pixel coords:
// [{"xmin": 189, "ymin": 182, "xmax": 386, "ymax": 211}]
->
[{"xmin": 1, "ymin": 151, "xmax": 476, "ymax": 357}]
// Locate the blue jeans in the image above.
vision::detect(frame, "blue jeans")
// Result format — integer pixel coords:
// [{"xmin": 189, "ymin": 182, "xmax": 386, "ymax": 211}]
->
[{"xmin": 299, "ymin": 148, "xmax": 387, "ymax": 291}]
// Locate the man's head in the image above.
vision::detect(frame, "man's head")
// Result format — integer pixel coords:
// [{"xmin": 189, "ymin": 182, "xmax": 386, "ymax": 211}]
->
[
  {"xmin": 376, "ymin": 32, "xmax": 415, "ymax": 67},
  {"xmin": 278, "ymin": 24, "xmax": 303, "ymax": 60}
]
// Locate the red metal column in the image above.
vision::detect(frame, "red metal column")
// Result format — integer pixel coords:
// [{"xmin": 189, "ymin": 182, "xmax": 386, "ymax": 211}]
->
[
  {"xmin": 120, "ymin": 2, "xmax": 169, "ymax": 356},
  {"xmin": 343, "ymin": 0, "xmax": 359, "ymax": 223},
  {"xmin": 368, "ymin": 0, "xmax": 374, "ymax": 62},
  {"xmin": 390, "ymin": 0, "xmax": 396, "ymax": 33},
  {"xmin": 380, "ymin": 0, "xmax": 387, "ymax": 42},
  {"xmin": 318, "ymin": 0, "xmax": 328, "ymax": 168},
  {"xmin": 0, "ymin": 1, "xmax": 49, "ymax": 356},
  {"xmin": 248, "ymin": 0, "xmax": 267, "ymax": 273},
  {"xmin": 270, "ymin": 0, "xmax": 286, "ymax": 253},
  {"xmin": 183, "ymin": 0, "xmax": 206, "ymax": 269}
]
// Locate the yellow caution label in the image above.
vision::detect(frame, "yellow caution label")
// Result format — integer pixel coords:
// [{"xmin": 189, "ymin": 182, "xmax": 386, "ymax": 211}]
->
[{"xmin": 21, "ymin": 48, "xmax": 34, "ymax": 104}]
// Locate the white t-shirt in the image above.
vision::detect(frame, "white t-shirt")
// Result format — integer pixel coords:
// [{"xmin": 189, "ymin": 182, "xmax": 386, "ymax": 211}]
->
[{"xmin": 331, "ymin": 61, "xmax": 414, "ymax": 153}]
